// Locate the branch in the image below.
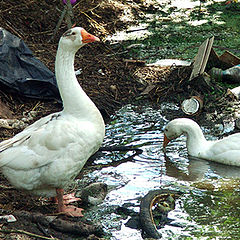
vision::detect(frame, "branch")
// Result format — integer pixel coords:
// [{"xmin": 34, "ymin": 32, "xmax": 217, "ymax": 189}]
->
[{"xmin": 0, "ymin": 228, "xmax": 58, "ymax": 240}]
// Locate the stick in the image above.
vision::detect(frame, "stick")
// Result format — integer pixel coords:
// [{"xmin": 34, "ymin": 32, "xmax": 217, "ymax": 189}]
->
[
  {"xmin": 14, "ymin": 211, "xmax": 103, "ymax": 237},
  {"xmin": 49, "ymin": 6, "xmax": 67, "ymax": 42},
  {"xmin": 0, "ymin": 228, "xmax": 58, "ymax": 240},
  {"xmin": 49, "ymin": 0, "xmax": 74, "ymax": 42},
  {"xmin": 65, "ymin": 0, "xmax": 74, "ymax": 29}
]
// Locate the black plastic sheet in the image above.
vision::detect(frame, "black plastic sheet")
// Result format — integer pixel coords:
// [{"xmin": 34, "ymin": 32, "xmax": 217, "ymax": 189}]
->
[{"xmin": 0, "ymin": 28, "xmax": 60, "ymax": 100}]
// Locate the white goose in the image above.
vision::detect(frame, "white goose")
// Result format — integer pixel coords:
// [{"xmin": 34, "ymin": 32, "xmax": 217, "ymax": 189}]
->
[
  {"xmin": 163, "ymin": 118, "xmax": 240, "ymax": 167},
  {"xmin": 0, "ymin": 27, "xmax": 105, "ymax": 216}
]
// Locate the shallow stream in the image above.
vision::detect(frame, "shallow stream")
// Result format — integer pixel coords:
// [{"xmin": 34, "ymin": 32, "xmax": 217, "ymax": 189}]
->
[
  {"xmin": 82, "ymin": 1, "xmax": 240, "ymax": 238},
  {"xmin": 84, "ymin": 103, "xmax": 240, "ymax": 240}
]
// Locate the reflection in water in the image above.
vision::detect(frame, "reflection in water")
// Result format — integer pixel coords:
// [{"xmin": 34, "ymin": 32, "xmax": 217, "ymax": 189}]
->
[
  {"xmin": 165, "ymin": 154, "xmax": 240, "ymax": 181},
  {"xmin": 164, "ymin": 153, "xmax": 208, "ymax": 181},
  {"xmin": 84, "ymin": 103, "xmax": 240, "ymax": 240}
]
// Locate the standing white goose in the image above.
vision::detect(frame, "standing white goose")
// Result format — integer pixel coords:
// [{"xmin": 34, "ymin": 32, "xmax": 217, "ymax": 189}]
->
[
  {"xmin": 0, "ymin": 27, "xmax": 105, "ymax": 216},
  {"xmin": 163, "ymin": 118, "xmax": 240, "ymax": 167}
]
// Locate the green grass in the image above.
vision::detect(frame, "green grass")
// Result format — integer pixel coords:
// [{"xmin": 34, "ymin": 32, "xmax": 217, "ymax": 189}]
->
[{"xmin": 122, "ymin": 0, "xmax": 240, "ymax": 63}]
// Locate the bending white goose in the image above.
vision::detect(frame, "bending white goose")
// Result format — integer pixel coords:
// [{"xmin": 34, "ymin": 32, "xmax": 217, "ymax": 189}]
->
[
  {"xmin": 0, "ymin": 27, "xmax": 105, "ymax": 216},
  {"xmin": 163, "ymin": 118, "xmax": 240, "ymax": 167}
]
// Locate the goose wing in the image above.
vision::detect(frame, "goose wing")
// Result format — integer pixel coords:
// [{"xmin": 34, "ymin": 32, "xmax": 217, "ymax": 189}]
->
[
  {"xmin": 207, "ymin": 133, "xmax": 240, "ymax": 166},
  {"xmin": 0, "ymin": 112, "xmax": 64, "ymax": 168}
]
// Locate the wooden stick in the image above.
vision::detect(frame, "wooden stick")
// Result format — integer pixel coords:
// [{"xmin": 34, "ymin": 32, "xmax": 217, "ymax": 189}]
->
[
  {"xmin": 14, "ymin": 211, "xmax": 103, "ymax": 236},
  {"xmin": 49, "ymin": 6, "xmax": 67, "ymax": 42},
  {"xmin": 66, "ymin": 0, "xmax": 74, "ymax": 29},
  {"xmin": 0, "ymin": 228, "xmax": 58, "ymax": 240}
]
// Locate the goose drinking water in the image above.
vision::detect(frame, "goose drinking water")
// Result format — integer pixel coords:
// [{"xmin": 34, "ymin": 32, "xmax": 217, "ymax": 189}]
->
[{"xmin": 163, "ymin": 118, "xmax": 240, "ymax": 167}]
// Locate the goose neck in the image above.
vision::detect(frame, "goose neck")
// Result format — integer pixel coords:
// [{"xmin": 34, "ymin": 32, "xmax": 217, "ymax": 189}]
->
[
  {"xmin": 184, "ymin": 123, "xmax": 207, "ymax": 155},
  {"xmin": 55, "ymin": 47, "xmax": 97, "ymax": 117}
]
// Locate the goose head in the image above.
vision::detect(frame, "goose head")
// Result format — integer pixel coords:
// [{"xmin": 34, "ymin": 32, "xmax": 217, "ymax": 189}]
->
[
  {"xmin": 163, "ymin": 118, "xmax": 205, "ymax": 149},
  {"xmin": 59, "ymin": 27, "xmax": 100, "ymax": 52},
  {"xmin": 163, "ymin": 119, "xmax": 183, "ymax": 148}
]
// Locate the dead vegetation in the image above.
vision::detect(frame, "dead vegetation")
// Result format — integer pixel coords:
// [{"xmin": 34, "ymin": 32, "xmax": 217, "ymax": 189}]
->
[{"xmin": 0, "ymin": 0, "xmax": 194, "ymax": 140}]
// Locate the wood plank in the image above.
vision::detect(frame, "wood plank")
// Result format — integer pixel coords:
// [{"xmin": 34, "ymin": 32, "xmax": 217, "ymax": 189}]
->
[
  {"xmin": 200, "ymin": 36, "xmax": 214, "ymax": 74},
  {"xmin": 189, "ymin": 36, "xmax": 214, "ymax": 81},
  {"xmin": 219, "ymin": 51, "xmax": 240, "ymax": 67}
]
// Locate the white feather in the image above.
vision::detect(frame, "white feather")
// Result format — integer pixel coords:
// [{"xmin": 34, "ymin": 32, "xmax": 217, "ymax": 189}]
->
[
  {"xmin": 164, "ymin": 118, "xmax": 240, "ymax": 166},
  {"xmin": 0, "ymin": 27, "xmax": 105, "ymax": 197}
]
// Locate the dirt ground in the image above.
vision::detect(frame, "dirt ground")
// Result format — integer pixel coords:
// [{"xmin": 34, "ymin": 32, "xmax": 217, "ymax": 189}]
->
[
  {"xmin": 0, "ymin": 0, "xmax": 238, "ymax": 137},
  {"xmin": 0, "ymin": 0, "xmax": 239, "ymax": 239}
]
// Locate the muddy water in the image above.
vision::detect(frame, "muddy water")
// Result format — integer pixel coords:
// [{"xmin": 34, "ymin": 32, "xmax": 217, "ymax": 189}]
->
[{"xmin": 83, "ymin": 103, "xmax": 240, "ymax": 240}]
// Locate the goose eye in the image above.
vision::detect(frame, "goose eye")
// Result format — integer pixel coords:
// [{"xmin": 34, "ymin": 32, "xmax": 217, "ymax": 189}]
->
[
  {"xmin": 63, "ymin": 29, "xmax": 72, "ymax": 37},
  {"xmin": 63, "ymin": 30, "xmax": 77, "ymax": 37}
]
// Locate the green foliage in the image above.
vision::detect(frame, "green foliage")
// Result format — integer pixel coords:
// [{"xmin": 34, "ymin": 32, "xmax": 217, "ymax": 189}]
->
[{"xmin": 122, "ymin": 1, "xmax": 240, "ymax": 63}]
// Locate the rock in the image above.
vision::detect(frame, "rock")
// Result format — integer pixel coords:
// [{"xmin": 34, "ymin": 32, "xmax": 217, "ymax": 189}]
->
[{"xmin": 79, "ymin": 183, "xmax": 108, "ymax": 205}]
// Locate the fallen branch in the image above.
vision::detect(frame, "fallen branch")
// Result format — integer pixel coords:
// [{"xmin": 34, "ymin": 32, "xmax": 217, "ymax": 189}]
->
[
  {"xmin": 88, "ymin": 146, "xmax": 143, "ymax": 169},
  {"xmin": 0, "ymin": 228, "xmax": 58, "ymax": 240},
  {"xmin": 13, "ymin": 211, "xmax": 103, "ymax": 237}
]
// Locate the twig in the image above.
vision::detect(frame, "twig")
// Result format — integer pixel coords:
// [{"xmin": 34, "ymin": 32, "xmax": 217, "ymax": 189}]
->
[
  {"xmin": 88, "ymin": 146, "xmax": 143, "ymax": 169},
  {"xmin": 5, "ymin": 21, "xmax": 23, "ymax": 39},
  {"xmin": 73, "ymin": 2, "xmax": 101, "ymax": 13},
  {"xmin": 49, "ymin": 6, "xmax": 67, "ymax": 42},
  {"xmin": 80, "ymin": 11, "xmax": 106, "ymax": 33},
  {"xmin": 0, "ymin": 1, "xmax": 35, "ymax": 14},
  {"xmin": 66, "ymin": 0, "xmax": 74, "ymax": 29},
  {"xmin": 31, "ymin": 101, "xmax": 42, "ymax": 111},
  {"xmin": 0, "ymin": 228, "xmax": 58, "ymax": 240},
  {"xmin": 105, "ymin": 50, "xmax": 129, "ymax": 57},
  {"xmin": 126, "ymin": 27, "xmax": 148, "ymax": 33},
  {"xmin": 30, "ymin": 30, "xmax": 53, "ymax": 36},
  {"xmin": 49, "ymin": 0, "xmax": 74, "ymax": 42}
]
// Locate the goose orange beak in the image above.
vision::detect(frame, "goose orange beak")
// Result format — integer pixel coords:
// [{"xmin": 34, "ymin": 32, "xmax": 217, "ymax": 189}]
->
[
  {"xmin": 163, "ymin": 134, "xmax": 170, "ymax": 148},
  {"xmin": 81, "ymin": 29, "xmax": 100, "ymax": 43}
]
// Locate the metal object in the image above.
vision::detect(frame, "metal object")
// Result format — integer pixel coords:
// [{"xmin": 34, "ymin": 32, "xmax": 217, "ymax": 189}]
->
[{"xmin": 181, "ymin": 96, "xmax": 203, "ymax": 115}]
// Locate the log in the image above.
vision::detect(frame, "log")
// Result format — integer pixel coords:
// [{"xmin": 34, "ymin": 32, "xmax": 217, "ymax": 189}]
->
[{"xmin": 14, "ymin": 211, "xmax": 103, "ymax": 237}]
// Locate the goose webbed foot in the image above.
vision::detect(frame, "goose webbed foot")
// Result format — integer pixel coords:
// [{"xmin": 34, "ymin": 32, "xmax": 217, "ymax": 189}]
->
[{"xmin": 56, "ymin": 188, "xmax": 84, "ymax": 217}]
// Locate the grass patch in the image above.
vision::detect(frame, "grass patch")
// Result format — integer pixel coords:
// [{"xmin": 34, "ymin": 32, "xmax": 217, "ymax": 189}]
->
[{"xmin": 122, "ymin": 0, "xmax": 240, "ymax": 62}]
